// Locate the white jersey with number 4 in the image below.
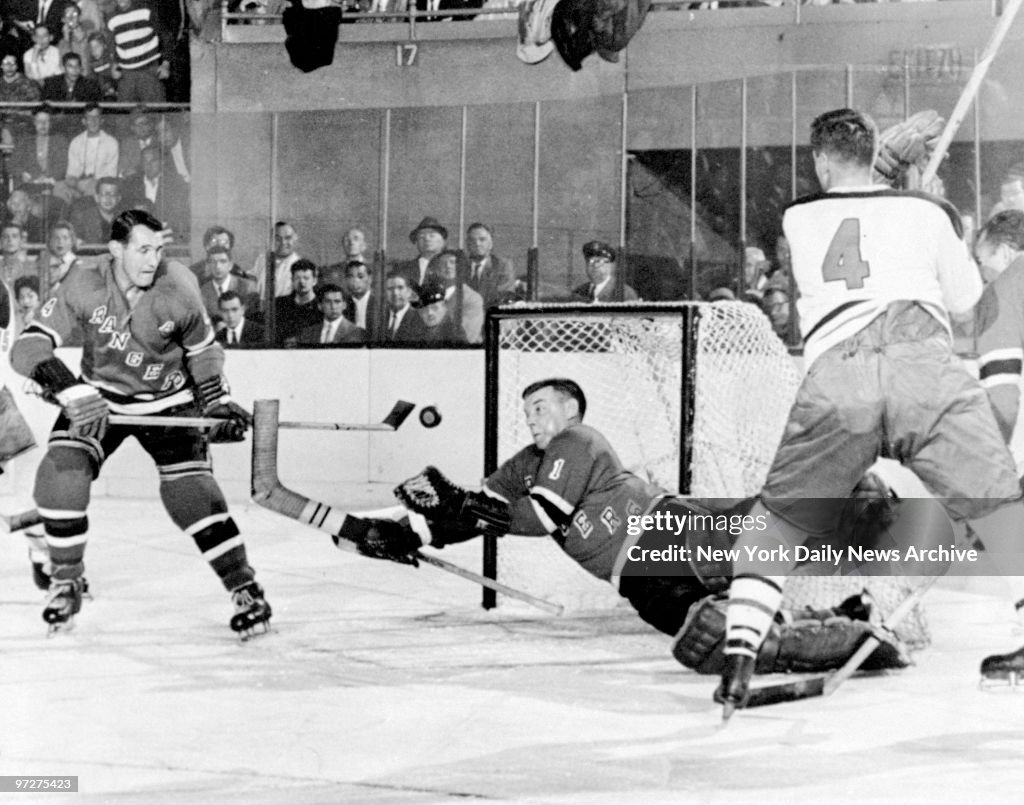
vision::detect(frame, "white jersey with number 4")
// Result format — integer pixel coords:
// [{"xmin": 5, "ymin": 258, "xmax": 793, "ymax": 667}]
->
[{"xmin": 783, "ymin": 185, "xmax": 980, "ymax": 367}]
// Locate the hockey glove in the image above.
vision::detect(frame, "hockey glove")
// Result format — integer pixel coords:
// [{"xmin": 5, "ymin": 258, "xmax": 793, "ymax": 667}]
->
[
  {"xmin": 873, "ymin": 109, "xmax": 945, "ymax": 187},
  {"xmin": 56, "ymin": 384, "xmax": 109, "ymax": 441},
  {"xmin": 334, "ymin": 516, "xmax": 422, "ymax": 567},
  {"xmin": 195, "ymin": 375, "xmax": 252, "ymax": 442},
  {"xmin": 394, "ymin": 466, "xmax": 511, "ymax": 539}
]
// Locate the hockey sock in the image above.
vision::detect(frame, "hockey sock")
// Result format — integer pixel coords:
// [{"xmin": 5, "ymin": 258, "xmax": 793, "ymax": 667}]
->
[
  {"xmin": 724, "ymin": 573, "xmax": 785, "ymax": 658},
  {"xmin": 35, "ymin": 445, "xmax": 93, "ymax": 583}
]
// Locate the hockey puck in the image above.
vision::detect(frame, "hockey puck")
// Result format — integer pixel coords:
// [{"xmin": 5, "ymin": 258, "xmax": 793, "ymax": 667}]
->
[{"xmin": 419, "ymin": 406, "xmax": 442, "ymax": 428}]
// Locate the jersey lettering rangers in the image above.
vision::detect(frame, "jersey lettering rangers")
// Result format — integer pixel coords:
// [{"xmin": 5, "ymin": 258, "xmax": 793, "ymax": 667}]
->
[
  {"xmin": 12, "ymin": 257, "xmax": 224, "ymax": 415},
  {"xmin": 784, "ymin": 186, "xmax": 980, "ymax": 366},
  {"xmin": 484, "ymin": 424, "xmax": 663, "ymax": 582}
]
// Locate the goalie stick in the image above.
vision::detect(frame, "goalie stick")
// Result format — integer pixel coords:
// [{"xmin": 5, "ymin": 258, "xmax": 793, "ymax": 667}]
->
[
  {"xmin": 109, "ymin": 400, "xmax": 415, "ymax": 431},
  {"xmin": 250, "ymin": 398, "xmax": 565, "ymax": 616},
  {"xmin": 740, "ymin": 574, "xmax": 942, "ymax": 710}
]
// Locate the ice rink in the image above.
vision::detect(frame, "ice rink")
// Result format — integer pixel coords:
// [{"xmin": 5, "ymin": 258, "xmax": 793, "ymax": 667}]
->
[{"xmin": 3, "ymin": 492, "xmax": 1024, "ymax": 804}]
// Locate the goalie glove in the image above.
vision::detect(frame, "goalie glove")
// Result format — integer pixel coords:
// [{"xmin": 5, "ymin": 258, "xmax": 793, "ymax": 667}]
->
[
  {"xmin": 873, "ymin": 109, "xmax": 945, "ymax": 187},
  {"xmin": 335, "ymin": 515, "xmax": 422, "ymax": 567},
  {"xmin": 394, "ymin": 466, "xmax": 511, "ymax": 542},
  {"xmin": 195, "ymin": 375, "xmax": 252, "ymax": 443}
]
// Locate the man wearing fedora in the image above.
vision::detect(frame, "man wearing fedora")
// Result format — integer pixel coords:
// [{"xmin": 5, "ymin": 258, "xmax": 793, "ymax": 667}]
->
[
  {"xmin": 572, "ymin": 240, "xmax": 638, "ymax": 303},
  {"xmin": 392, "ymin": 217, "xmax": 448, "ymax": 294}
]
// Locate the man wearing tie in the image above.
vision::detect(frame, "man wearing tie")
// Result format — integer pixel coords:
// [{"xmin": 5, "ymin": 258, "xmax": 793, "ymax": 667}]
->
[
  {"xmin": 572, "ymin": 240, "xmax": 638, "ymax": 303},
  {"xmin": 215, "ymin": 290, "xmax": 264, "ymax": 348},
  {"xmin": 199, "ymin": 245, "xmax": 258, "ymax": 326},
  {"xmin": 381, "ymin": 270, "xmax": 426, "ymax": 344},
  {"xmin": 465, "ymin": 222, "xmax": 517, "ymax": 308},
  {"xmin": 296, "ymin": 283, "xmax": 366, "ymax": 346},
  {"xmin": 342, "ymin": 260, "xmax": 380, "ymax": 340}
]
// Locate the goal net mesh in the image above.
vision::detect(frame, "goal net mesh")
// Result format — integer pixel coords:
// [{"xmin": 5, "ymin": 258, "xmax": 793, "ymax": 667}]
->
[{"xmin": 488, "ymin": 302, "xmax": 929, "ymax": 647}]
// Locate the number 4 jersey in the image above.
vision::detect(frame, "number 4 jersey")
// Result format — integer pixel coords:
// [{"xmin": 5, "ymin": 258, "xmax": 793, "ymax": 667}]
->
[{"xmin": 783, "ymin": 186, "xmax": 981, "ymax": 366}]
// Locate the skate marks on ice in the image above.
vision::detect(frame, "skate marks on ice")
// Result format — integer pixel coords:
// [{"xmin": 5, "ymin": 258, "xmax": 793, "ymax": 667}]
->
[{"xmin": 2, "ymin": 498, "xmax": 1024, "ymax": 803}]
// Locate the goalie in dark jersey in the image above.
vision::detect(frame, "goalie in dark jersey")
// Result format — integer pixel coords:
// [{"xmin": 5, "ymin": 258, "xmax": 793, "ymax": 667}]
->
[
  {"xmin": 354, "ymin": 377, "xmax": 911, "ymax": 678},
  {"xmin": 10, "ymin": 209, "xmax": 271, "ymax": 637}
]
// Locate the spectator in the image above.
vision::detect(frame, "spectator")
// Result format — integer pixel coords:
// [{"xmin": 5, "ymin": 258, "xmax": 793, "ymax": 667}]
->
[
  {"xmin": 706, "ymin": 286, "xmax": 736, "ymax": 302},
  {"xmin": 117, "ymin": 107, "xmax": 155, "ymax": 178},
  {"xmin": 424, "ymin": 249, "xmax": 484, "ymax": 344},
  {"xmin": 272, "ymin": 257, "xmax": 321, "ymax": 345},
  {"xmin": 743, "ymin": 245, "xmax": 770, "ymax": 299},
  {"xmin": 199, "ymin": 244, "xmax": 257, "ymax": 325},
  {"xmin": 107, "ymin": 0, "xmax": 170, "ymax": 103},
  {"xmin": 13, "ymin": 274, "xmax": 41, "ymax": 332},
  {"xmin": 774, "ymin": 233, "xmax": 792, "ymax": 280},
  {"xmin": 341, "ymin": 260, "xmax": 380, "ymax": 337},
  {"xmin": 9, "ymin": 106, "xmax": 69, "ymax": 199},
  {"xmin": 23, "ymin": 23, "xmax": 61, "ymax": 84},
  {"xmin": 65, "ymin": 102, "xmax": 119, "ymax": 199},
  {"xmin": 0, "ymin": 223, "xmax": 36, "ymax": 285},
  {"xmin": 465, "ymin": 221, "xmax": 517, "ymax": 307},
  {"xmin": 189, "ymin": 225, "xmax": 248, "ymax": 283},
  {"xmin": 974, "ymin": 209, "xmax": 1024, "ymax": 284},
  {"xmin": 215, "ymin": 290, "xmax": 265, "ymax": 347},
  {"xmin": 415, "ymin": 280, "xmax": 466, "ymax": 345},
  {"xmin": 4, "ymin": 189, "xmax": 45, "ymax": 244},
  {"xmin": 57, "ymin": 3, "xmax": 93, "ymax": 72},
  {"xmin": 33, "ymin": 0, "xmax": 75, "ymax": 43},
  {"xmin": 75, "ymin": 0, "xmax": 105, "ymax": 40},
  {"xmin": 154, "ymin": 115, "xmax": 190, "ymax": 184},
  {"xmin": 253, "ymin": 220, "xmax": 303, "ymax": 300},
  {"xmin": 69, "ymin": 175, "xmax": 121, "ymax": 243},
  {"xmin": 41, "ymin": 50, "xmax": 100, "ymax": 101},
  {"xmin": 296, "ymin": 283, "xmax": 367, "ymax": 345},
  {"xmin": 381, "ymin": 270, "xmax": 426, "ymax": 344},
  {"xmin": 320, "ymin": 225, "xmax": 368, "ymax": 286},
  {"xmin": 85, "ymin": 32, "xmax": 117, "ymax": 99},
  {"xmin": 761, "ymin": 277, "xmax": 797, "ymax": 345},
  {"xmin": 41, "ymin": 219, "xmax": 80, "ymax": 291},
  {"xmin": 121, "ymin": 144, "xmax": 189, "ymax": 237},
  {"xmin": 571, "ymin": 240, "xmax": 638, "ymax": 302},
  {"xmin": 988, "ymin": 164, "xmax": 1024, "ymax": 221},
  {"xmin": 0, "ymin": 52, "xmax": 41, "ymax": 102},
  {"xmin": 392, "ymin": 216, "xmax": 447, "ymax": 292}
]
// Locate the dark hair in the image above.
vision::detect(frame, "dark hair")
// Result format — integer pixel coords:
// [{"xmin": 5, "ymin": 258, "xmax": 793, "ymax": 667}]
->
[
  {"xmin": 384, "ymin": 270, "xmax": 409, "ymax": 287},
  {"xmin": 202, "ymin": 224, "xmax": 235, "ymax": 250},
  {"xmin": 14, "ymin": 275, "xmax": 39, "ymax": 296},
  {"xmin": 521, "ymin": 378, "xmax": 587, "ymax": 420},
  {"xmin": 48, "ymin": 219, "xmax": 76, "ymax": 239},
  {"xmin": 810, "ymin": 108, "xmax": 876, "ymax": 167},
  {"xmin": 467, "ymin": 222, "xmax": 492, "ymax": 236},
  {"xmin": 290, "ymin": 258, "xmax": 317, "ymax": 276},
  {"xmin": 82, "ymin": 101, "xmax": 101, "ymax": 116},
  {"xmin": 343, "ymin": 260, "xmax": 369, "ymax": 276},
  {"xmin": 206, "ymin": 244, "xmax": 231, "ymax": 258},
  {"xmin": 978, "ymin": 209, "xmax": 1024, "ymax": 251},
  {"xmin": 110, "ymin": 208, "xmax": 163, "ymax": 243},
  {"xmin": 426, "ymin": 249, "xmax": 470, "ymax": 283},
  {"xmin": 218, "ymin": 289, "xmax": 243, "ymax": 306},
  {"xmin": 317, "ymin": 282, "xmax": 345, "ymax": 300},
  {"xmin": 95, "ymin": 176, "xmax": 119, "ymax": 193},
  {"xmin": 62, "ymin": 51, "xmax": 82, "ymax": 66}
]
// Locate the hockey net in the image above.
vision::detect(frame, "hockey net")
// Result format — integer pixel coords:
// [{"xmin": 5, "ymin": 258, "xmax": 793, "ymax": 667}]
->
[{"xmin": 486, "ymin": 301, "xmax": 930, "ymax": 647}]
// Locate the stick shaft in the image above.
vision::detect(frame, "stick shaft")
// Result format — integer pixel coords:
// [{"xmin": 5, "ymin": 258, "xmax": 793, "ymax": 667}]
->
[
  {"xmin": 416, "ymin": 553, "xmax": 563, "ymax": 615},
  {"xmin": 920, "ymin": 0, "xmax": 1024, "ymax": 185}
]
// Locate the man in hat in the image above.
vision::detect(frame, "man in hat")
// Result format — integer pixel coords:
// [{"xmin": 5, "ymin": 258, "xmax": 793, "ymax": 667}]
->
[
  {"xmin": 572, "ymin": 240, "xmax": 638, "ymax": 303},
  {"xmin": 392, "ymin": 217, "xmax": 448, "ymax": 294},
  {"xmin": 416, "ymin": 280, "xmax": 466, "ymax": 345}
]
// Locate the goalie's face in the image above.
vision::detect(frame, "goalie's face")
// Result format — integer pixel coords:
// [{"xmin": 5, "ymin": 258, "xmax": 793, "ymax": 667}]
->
[{"xmin": 523, "ymin": 387, "xmax": 578, "ymax": 450}]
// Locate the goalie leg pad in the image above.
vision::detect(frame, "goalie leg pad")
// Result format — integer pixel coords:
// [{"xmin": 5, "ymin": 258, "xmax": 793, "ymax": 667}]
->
[{"xmin": 672, "ymin": 594, "xmax": 912, "ymax": 675}]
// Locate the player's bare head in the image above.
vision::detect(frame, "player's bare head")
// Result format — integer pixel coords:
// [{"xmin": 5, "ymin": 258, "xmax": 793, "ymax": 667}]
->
[
  {"xmin": 810, "ymin": 108, "xmax": 877, "ymax": 169},
  {"xmin": 522, "ymin": 378, "xmax": 586, "ymax": 448},
  {"xmin": 110, "ymin": 208, "xmax": 164, "ymax": 288},
  {"xmin": 976, "ymin": 209, "xmax": 1024, "ymax": 278}
]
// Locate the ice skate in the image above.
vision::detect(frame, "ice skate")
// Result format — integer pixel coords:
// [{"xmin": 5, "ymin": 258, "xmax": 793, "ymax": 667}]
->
[
  {"xmin": 43, "ymin": 577, "xmax": 88, "ymax": 635},
  {"xmin": 229, "ymin": 581, "xmax": 272, "ymax": 640},
  {"xmin": 980, "ymin": 644, "xmax": 1024, "ymax": 689}
]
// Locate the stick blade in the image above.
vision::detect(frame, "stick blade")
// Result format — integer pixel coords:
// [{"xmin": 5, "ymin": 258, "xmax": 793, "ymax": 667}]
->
[
  {"xmin": 384, "ymin": 401, "xmax": 416, "ymax": 430},
  {"xmin": 743, "ymin": 675, "xmax": 827, "ymax": 709}
]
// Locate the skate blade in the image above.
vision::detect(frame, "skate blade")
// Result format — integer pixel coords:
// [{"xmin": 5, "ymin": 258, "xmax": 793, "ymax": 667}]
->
[
  {"xmin": 46, "ymin": 619, "xmax": 76, "ymax": 637},
  {"xmin": 237, "ymin": 621, "xmax": 272, "ymax": 643},
  {"xmin": 979, "ymin": 672, "xmax": 1024, "ymax": 691}
]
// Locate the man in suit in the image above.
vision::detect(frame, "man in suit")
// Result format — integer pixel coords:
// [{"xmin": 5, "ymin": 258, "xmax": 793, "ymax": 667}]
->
[
  {"xmin": 319, "ymin": 226, "xmax": 368, "ymax": 288},
  {"xmin": 9, "ymin": 105, "xmax": 68, "ymax": 198},
  {"xmin": 572, "ymin": 240, "xmax": 639, "ymax": 302},
  {"xmin": 216, "ymin": 290, "xmax": 264, "ymax": 348},
  {"xmin": 41, "ymin": 51, "xmax": 100, "ymax": 102},
  {"xmin": 391, "ymin": 216, "xmax": 447, "ymax": 294},
  {"xmin": 121, "ymin": 145, "xmax": 189, "ymax": 237},
  {"xmin": 296, "ymin": 283, "xmax": 366, "ymax": 346},
  {"xmin": 381, "ymin": 270, "xmax": 426, "ymax": 344},
  {"xmin": 199, "ymin": 245, "xmax": 258, "ymax": 325},
  {"xmin": 342, "ymin": 260, "xmax": 380, "ymax": 340},
  {"xmin": 69, "ymin": 176, "xmax": 122, "ymax": 244},
  {"xmin": 424, "ymin": 249, "xmax": 484, "ymax": 344},
  {"xmin": 465, "ymin": 222, "xmax": 517, "ymax": 307}
]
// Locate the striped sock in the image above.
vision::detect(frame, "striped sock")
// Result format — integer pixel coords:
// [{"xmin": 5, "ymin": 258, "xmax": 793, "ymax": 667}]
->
[{"xmin": 725, "ymin": 573, "xmax": 785, "ymax": 658}]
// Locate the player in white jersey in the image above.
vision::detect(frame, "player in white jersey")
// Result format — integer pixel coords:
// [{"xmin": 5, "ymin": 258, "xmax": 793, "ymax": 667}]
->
[{"xmin": 717, "ymin": 108, "xmax": 1023, "ymax": 718}]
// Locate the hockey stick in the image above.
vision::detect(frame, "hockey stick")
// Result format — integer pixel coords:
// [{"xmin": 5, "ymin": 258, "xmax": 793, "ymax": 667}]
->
[
  {"xmin": 919, "ymin": 0, "xmax": 1024, "ymax": 185},
  {"xmin": 250, "ymin": 398, "xmax": 565, "ymax": 616},
  {"xmin": 108, "ymin": 400, "xmax": 415, "ymax": 431},
  {"xmin": 742, "ymin": 574, "xmax": 942, "ymax": 709},
  {"xmin": 1, "ymin": 508, "xmax": 42, "ymax": 533}
]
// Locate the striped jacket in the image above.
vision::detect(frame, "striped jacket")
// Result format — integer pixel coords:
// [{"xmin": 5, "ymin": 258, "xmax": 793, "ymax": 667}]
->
[{"xmin": 107, "ymin": 2, "xmax": 166, "ymax": 71}]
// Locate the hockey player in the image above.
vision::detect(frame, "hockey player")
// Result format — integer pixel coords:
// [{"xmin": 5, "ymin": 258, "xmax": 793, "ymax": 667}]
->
[
  {"xmin": 347, "ymin": 377, "xmax": 911, "ymax": 679},
  {"xmin": 10, "ymin": 208, "xmax": 271, "ymax": 637},
  {"xmin": 716, "ymin": 108, "xmax": 1023, "ymax": 717}
]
